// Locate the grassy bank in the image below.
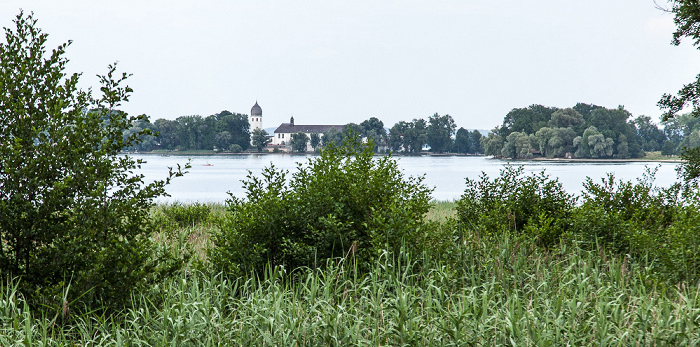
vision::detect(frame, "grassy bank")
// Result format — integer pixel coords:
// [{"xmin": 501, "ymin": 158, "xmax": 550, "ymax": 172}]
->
[{"xmin": 1, "ymin": 201, "xmax": 700, "ymax": 345}]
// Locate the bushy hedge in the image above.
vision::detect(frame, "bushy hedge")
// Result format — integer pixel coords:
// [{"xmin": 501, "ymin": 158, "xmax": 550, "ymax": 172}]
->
[
  {"xmin": 209, "ymin": 137, "xmax": 433, "ymax": 277},
  {"xmin": 456, "ymin": 165, "xmax": 574, "ymax": 248}
]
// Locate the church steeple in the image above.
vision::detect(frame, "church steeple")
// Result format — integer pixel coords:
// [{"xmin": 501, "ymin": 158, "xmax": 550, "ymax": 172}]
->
[
  {"xmin": 290, "ymin": 116, "xmax": 294, "ymax": 126},
  {"xmin": 250, "ymin": 101, "xmax": 263, "ymax": 132}
]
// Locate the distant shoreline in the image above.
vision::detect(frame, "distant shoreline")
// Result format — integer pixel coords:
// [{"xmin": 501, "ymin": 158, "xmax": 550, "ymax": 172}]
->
[{"xmin": 129, "ymin": 151, "xmax": 682, "ymax": 162}]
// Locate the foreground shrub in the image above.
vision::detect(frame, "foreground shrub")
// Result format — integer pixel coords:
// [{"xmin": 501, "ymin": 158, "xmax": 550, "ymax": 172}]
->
[
  {"xmin": 0, "ymin": 12, "xmax": 186, "ymax": 312},
  {"xmin": 570, "ymin": 169, "xmax": 680, "ymax": 253},
  {"xmin": 568, "ymin": 168, "xmax": 700, "ymax": 283},
  {"xmin": 456, "ymin": 165, "xmax": 574, "ymax": 248},
  {"xmin": 209, "ymin": 136, "xmax": 433, "ymax": 277}
]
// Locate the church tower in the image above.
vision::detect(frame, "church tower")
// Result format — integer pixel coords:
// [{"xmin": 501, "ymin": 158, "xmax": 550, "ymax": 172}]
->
[{"xmin": 250, "ymin": 101, "xmax": 263, "ymax": 131}]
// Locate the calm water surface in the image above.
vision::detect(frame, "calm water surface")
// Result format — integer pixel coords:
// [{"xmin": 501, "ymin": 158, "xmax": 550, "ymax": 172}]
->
[{"xmin": 132, "ymin": 154, "xmax": 681, "ymax": 203}]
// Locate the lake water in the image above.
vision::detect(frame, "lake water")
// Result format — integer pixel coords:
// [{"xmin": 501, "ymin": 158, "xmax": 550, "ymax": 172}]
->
[{"xmin": 131, "ymin": 154, "xmax": 681, "ymax": 203}]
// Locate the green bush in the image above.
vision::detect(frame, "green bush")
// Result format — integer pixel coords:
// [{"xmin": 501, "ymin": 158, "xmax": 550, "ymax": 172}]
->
[
  {"xmin": 209, "ymin": 136, "xmax": 433, "ymax": 277},
  {"xmin": 0, "ymin": 12, "xmax": 186, "ymax": 313},
  {"xmin": 568, "ymin": 169, "xmax": 700, "ymax": 283},
  {"xmin": 646, "ymin": 192, "xmax": 700, "ymax": 282},
  {"xmin": 456, "ymin": 165, "xmax": 574, "ymax": 248},
  {"xmin": 570, "ymin": 169, "xmax": 681, "ymax": 255}
]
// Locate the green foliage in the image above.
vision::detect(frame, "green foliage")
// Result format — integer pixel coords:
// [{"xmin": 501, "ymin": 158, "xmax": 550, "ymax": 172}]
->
[
  {"xmin": 321, "ymin": 126, "xmax": 343, "ymax": 148},
  {"xmin": 209, "ymin": 136, "xmax": 433, "ymax": 277},
  {"xmin": 290, "ymin": 132, "xmax": 309, "ymax": 152},
  {"xmin": 228, "ymin": 143, "xmax": 243, "ymax": 153},
  {"xmin": 677, "ymin": 146, "xmax": 700, "ymax": 184},
  {"xmin": 481, "ymin": 129, "xmax": 504, "ymax": 156},
  {"xmin": 574, "ymin": 126, "xmax": 614, "ymax": 158},
  {"xmin": 360, "ymin": 117, "xmax": 387, "ymax": 152},
  {"xmin": 149, "ymin": 111, "xmax": 250, "ymax": 151},
  {"xmin": 154, "ymin": 202, "xmax": 212, "ymax": 229},
  {"xmin": 500, "ymin": 104, "xmax": 558, "ymax": 137},
  {"xmin": 535, "ymin": 126, "xmax": 577, "ymax": 157},
  {"xmin": 309, "ymin": 132, "xmax": 321, "ymax": 150},
  {"xmin": 501, "ymin": 131, "xmax": 534, "ymax": 159},
  {"xmin": 549, "ymin": 108, "xmax": 584, "ymax": 130},
  {"xmin": 453, "ymin": 127, "xmax": 472, "ymax": 153},
  {"xmin": 426, "ymin": 113, "xmax": 456, "ymax": 153},
  {"xmin": 570, "ymin": 169, "xmax": 681, "ymax": 255},
  {"xmin": 658, "ymin": 1, "xmax": 700, "ymax": 185},
  {"xmin": 0, "ymin": 12, "xmax": 187, "ymax": 312},
  {"xmin": 456, "ymin": 166, "xmax": 574, "ymax": 248},
  {"xmin": 488, "ymin": 103, "xmax": 643, "ymax": 159},
  {"xmin": 388, "ymin": 118, "xmax": 428, "ymax": 154},
  {"xmin": 251, "ymin": 128, "xmax": 271, "ymax": 152},
  {"xmin": 632, "ymin": 115, "xmax": 667, "ymax": 152},
  {"xmin": 662, "ymin": 140, "xmax": 677, "ymax": 155}
]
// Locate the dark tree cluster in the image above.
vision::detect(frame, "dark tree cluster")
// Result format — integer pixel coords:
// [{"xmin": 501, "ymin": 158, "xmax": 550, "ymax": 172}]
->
[
  {"xmin": 481, "ymin": 103, "xmax": 669, "ymax": 159},
  {"xmin": 386, "ymin": 113, "xmax": 484, "ymax": 155},
  {"xmin": 125, "ymin": 111, "xmax": 251, "ymax": 152}
]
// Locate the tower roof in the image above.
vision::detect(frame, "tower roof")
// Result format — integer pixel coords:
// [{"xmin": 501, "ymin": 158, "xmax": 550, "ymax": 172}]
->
[{"xmin": 251, "ymin": 101, "xmax": 262, "ymax": 116}]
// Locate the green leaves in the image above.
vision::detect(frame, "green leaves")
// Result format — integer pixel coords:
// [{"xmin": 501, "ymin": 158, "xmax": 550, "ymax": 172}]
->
[
  {"xmin": 0, "ymin": 11, "xmax": 187, "ymax": 313},
  {"xmin": 210, "ymin": 135, "xmax": 433, "ymax": 277}
]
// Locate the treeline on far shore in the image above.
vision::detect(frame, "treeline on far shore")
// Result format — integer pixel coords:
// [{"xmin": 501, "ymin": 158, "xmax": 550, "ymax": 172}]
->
[
  {"xmin": 482, "ymin": 103, "xmax": 694, "ymax": 160},
  {"xmin": 121, "ymin": 111, "xmax": 487, "ymax": 155},
  {"xmin": 122, "ymin": 102, "xmax": 697, "ymax": 158}
]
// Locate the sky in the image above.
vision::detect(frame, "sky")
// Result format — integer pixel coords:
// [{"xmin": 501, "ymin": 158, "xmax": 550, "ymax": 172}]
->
[{"xmin": 2, "ymin": 1, "xmax": 699, "ymax": 130}]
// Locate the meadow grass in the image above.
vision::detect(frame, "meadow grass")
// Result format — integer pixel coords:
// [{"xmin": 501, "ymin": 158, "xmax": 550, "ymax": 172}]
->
[
  {"xmin": 2, "ymin": 202, "xmax": 699, "ymax": 345},
  {"xmin": 426, "ymin": 200, "xmax": 459, "ymax": 222}
]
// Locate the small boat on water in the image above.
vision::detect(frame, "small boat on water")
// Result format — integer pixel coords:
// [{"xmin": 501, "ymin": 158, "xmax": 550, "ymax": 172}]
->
[{"xmin": 203, "ymin": 162, "xmax": 214, "ymax": 166}]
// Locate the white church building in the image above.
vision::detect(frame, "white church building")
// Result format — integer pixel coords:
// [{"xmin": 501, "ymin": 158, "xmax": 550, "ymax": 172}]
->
[{"xmin": 250, "ymin": 102, "xmax": 344, "ymax": 151}]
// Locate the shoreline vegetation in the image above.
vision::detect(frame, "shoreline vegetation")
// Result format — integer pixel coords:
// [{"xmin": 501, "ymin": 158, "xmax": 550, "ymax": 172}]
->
[{"xmin": 136, "ymin": 149, "xmax": 683, "ymax": 162}]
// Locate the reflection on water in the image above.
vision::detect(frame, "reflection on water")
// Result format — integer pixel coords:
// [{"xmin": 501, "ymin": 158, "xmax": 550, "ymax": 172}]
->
[{"xmin": 132, "ymin": 154, "xmax": 680, "ymax": 203}]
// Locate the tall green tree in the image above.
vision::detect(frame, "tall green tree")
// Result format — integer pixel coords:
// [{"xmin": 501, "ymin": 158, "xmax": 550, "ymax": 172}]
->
[
  {"xmin": 251, "ymin": 128, "xmax": 271, "ymax": 152},
  {"xmin": 500, "ymin": 104, "xmax": 558, "ymax": 137},
  {"xmin": 322, "ymin": 126, "xmax": 343, "ymax": 147},
  {"xmin": 501, "ymin": 131, "xmax": 533, "ymax": 159},
  {"xmin": 291, "ymin": 132, "xmax": 310, "ymax": 152},
  {"xmin": 482, "ymin": 128, "xmax": 504, "ymax": 157},
  {"xmin": 631, "ymin": 115, "xmax": 666, "ymax": 152},
  {"xmin": 0, "ymin": 12, "xmax": 186, "ymax": 311},
  {"xmin": 361, "ymin": 117, "xmax": 387, "ymax": 152},
  {"xmin": 388, "ymin": 121, "xmax": 408, "ymax": 152},
  {"xmin": 549, "ymin": 108, "xmax": 585, "ymax": 131},
  {"xmin": 469, "ymin": 130, "xmax": 484, "ymax": 154},
  {"xmin": 403, "ymin": 118, "xmax": 428, "ymax": 154},
  {"xmin": 310, "ymin": 132, "xmax": 321, "ymax": 151},
  {"xmin": 453, "ymin": 127, "xmax": 472, "ymax": 154},
  {"xmin": 426, "ymin": 113, "xmax": 456, "ymax": 153}
]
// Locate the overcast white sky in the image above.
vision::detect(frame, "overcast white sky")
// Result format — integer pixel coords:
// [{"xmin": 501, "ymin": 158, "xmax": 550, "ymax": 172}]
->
[{"xmin": 2, "ymin": 1, "xmax": 698, "ymax": 130}]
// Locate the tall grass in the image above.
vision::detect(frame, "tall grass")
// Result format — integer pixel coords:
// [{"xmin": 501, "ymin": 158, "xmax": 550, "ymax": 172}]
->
[{"xmin": 2, "ymin": 227, "xmax": 699, "ymax": 346}]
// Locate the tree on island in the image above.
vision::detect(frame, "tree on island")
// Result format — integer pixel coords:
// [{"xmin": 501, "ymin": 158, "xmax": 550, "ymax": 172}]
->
[
  {"xmin": 453, "ymin": 128, "xmax": 472, "ymax": 154},
  {"xmin": 291, "ymin": 132, "xmax": 310, "ymax": 152},
  {"xmin": 251, "ymin": 128, "xmax": 271, "ymax": 152},
  {"xmin": 426, "ymin": 113, "xmax": 456, "ymax": 153},
  {"xmin": 310, "ymin": 132, "xmax": 321, "ymax": 151}
]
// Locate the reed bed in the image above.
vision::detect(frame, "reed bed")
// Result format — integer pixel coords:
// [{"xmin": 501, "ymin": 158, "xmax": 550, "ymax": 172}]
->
[{"xmin": 2, "ymin": 231, "xmax": 699, "ymax": 346}]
